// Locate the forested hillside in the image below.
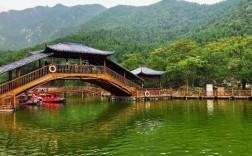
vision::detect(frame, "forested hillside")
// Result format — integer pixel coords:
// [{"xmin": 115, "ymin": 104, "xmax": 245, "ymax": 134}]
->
[
  {"xmin": 190, "ymin": 0, "xmax": 252, "ymax": 44},
  {"xmin": 0, "ymin": 0, "xmax": 251, "ymax": 89},
  {"xmin": 63, "ymin": 0, "xmax": 243, "ymax": 62},
  {"xmin": 0, "ymin": 4, "xmax": 106, "ymax": 50}
]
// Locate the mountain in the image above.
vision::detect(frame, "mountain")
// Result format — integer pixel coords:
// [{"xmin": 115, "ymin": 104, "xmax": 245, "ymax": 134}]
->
[
  {"xmin": 0, "ymin": 0, "xmax": 250, "ymax": 65},
  {"xmin": 0, "ymin": 4, "xmax": 106, "ymax": 50},
  {"xmin": 63, "ymin": 0, "xmax": 243, "ymax": 61},
  {"xmin": 190, "ymin": 0, "xmax": 252, "ymax": 44}
]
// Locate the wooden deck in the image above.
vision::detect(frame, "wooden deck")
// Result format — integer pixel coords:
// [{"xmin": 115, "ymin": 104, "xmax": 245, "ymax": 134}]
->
[{"xmin": 111, "ymin": 89, "xmax": 252, "ymax": 101}]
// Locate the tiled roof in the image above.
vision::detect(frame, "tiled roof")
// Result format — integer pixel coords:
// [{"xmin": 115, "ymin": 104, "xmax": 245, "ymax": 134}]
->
[
  {"xmin": 46, "ymin": 42, "xmax": 113, "ymax": 56},
  {"xmin": 0, "ymin": 51, "xmax": 52, "ymax": 74},
  {"xmin": 131, "ymin": 67, "xmax": 166, "ymax": 76}
]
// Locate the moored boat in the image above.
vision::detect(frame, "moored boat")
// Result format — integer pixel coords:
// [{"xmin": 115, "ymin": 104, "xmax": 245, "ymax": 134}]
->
[
  {"xmin": 42, "ymin": 92, "xmax": 65, "ymax": 103},
  {"xmin": 19, "ymin": 94, "xmax": 43, "ymax": 105}
]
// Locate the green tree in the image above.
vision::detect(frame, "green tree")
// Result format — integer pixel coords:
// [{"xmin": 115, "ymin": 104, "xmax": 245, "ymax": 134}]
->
[
  {"xmin": 146, "ymin": 48, "xmax": 167, "ymax": 70},
  {"xmin": 121, "ymin": 54, "xmax": 142, "ymax": 70},
  {"xmin": 165, "ymin": 39, "xmax": 200, "ymax": 88},
  {"xmin": 224, "ymin": 36, "xmax": 252, "ymax": 89},
  {"xmin": 201, "ymin": 41, "xmax": 229, "ymax": 85}
]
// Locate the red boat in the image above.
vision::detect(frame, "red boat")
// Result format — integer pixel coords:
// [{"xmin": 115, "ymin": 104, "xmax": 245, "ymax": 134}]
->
[{"xmin": 42, "ymin": 92, "xmax": 66, "ymax": 103}]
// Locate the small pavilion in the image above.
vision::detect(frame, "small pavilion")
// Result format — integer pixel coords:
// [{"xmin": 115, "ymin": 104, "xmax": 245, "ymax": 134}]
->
[{"xmin": 131, "ymin": 66, "xmax": 166, "ymax": 88}]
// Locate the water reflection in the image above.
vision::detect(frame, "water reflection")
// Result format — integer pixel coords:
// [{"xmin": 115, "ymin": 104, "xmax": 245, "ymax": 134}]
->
[
  {"xmin": 207, "ymin": 100, "xmax": 214, "ymax": 115},
  {"xmin": 1, "ymin": 98, "xmax": 252, "ymax": 155}
]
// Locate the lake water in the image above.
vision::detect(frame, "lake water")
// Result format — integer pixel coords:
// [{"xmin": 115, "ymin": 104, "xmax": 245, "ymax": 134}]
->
[{"xmin": 1, "ymin": 96, "xmax": 252, "ymax": 155}]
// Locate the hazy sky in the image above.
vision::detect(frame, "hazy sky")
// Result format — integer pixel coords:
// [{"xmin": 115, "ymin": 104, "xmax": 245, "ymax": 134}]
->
[{"xmin": 0, "ymin": 0, "xmax": 224, "ymax": 12}]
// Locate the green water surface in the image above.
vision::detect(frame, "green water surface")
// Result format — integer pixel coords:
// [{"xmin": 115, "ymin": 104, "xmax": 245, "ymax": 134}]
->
[{"xmin": 1, "ymin": 96, "xmax": 252, "ymax": 155}]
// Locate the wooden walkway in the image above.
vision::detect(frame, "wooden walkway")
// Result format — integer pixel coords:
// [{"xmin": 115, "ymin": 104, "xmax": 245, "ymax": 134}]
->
[
  {"xmin": 0, "ymin": 65, "xmax": 142, "ymax": 96},
  {"xmin": 0, "ymin": 64, "xmax": 143, "ymax": 110},
  {"xmin": 111, "ymin": 89, "xmax": 252, "ymax": 101}
]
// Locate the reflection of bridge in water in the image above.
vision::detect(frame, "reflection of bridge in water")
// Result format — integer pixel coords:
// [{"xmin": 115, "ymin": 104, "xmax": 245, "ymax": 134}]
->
[{"xmin": 0, "ymin": 101, "xmax": 143, "ymax": 154}]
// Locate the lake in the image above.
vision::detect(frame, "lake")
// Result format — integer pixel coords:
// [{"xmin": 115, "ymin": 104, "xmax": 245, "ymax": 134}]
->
[{"xmin": 1, "ymin": 96, "xmax": 252, "ymax": 155}]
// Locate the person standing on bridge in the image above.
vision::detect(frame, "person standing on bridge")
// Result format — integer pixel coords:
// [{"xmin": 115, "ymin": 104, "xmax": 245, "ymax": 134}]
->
[{"xmin": 65, "ymin": 58, "xmax": 70, "ymax": 72}]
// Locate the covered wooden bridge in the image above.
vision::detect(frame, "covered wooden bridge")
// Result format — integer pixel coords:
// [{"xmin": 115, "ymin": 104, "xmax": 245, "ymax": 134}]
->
[{"xmin": 0, "ymin": 42, "xmax": 145, "ymax": 109}]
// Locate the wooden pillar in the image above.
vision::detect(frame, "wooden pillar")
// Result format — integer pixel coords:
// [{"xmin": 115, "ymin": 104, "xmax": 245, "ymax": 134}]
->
[
  {"xmin": 124, "ymin": 72, "xmax": 126, "ymax": 78},
  {"xmin": 8, "ymin": 71, "xmax": 12, "ymax": 80},
  {"xmin": 16, "ymin": 68, "xmax": 21, "ymax": 78},
  {"xmin": 103, "ymin": 59, "xmax": 106, "ymax": 67},
  {"xmin": 159, "ymin": 76, "xmax": 161, "ymax": 88},
  {"xmin": 142, "ymin": 82, "xmax": 144, "ymax": 88},
  {"xmin": 47, "ymin": 83, "xmax": 49, "ymax": 92},
  {"xmin": 13, "ymin": 96, "xmax": 16, "ymax": 109},
  {"xmin": 79, "ymin": 55, "xmax": 83, "ymax": 72},
  {"xmin": 80, "ymin": 55, "xmax": 83, "ymax": 65}
]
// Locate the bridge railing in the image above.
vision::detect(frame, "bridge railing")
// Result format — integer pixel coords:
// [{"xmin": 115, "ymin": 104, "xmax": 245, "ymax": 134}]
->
[
  {"xmin": 0, "ymin": 66, "xmax": 49, "ymax": 95},
  {"xmin": 55, "ymin": 65, "xmax": 105, "ymax": 74},
  {"xmin": 104, "ymin": 67, "xmax": 142, "ymax": 90},
  {"xmin": 0, "ymin": 64, "xmax": 142, "ymax": 95},
  {"xmin": 54, "ymin": 65, "xmax": 142, "ymax": 90}
]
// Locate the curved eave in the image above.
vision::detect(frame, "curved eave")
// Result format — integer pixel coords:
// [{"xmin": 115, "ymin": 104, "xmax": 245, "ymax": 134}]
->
[
  {"xmin": 139, "ymin": 71, "xmax": 167, "ymax": 76},
  {"xmin": 131, "ymin": 67, "xmax": 167, "ymax": 76},
  {"xmin": 45, "ymin": 45, "xmax": 114, "ymax": 56}
]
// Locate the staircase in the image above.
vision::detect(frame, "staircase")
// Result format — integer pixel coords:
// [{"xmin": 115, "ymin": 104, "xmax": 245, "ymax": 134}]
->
[{"xmin": 0, "ymin": 94, "xmax": 15, "ymax": 111}]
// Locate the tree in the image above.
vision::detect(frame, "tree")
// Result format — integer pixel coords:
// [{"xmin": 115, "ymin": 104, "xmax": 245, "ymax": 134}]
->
[
  {"xmin": 146, "ymin": 48, "xmax": 167, "ymax": 70},
  {"xmin": 224, "ymin": 36, "xmax": 252, "ymax": 89},
  {"xmin": 165, "ymin": 39, "xmax": 200, "ymax": 88},
  {"xmin": 121, "ymin": 54, "xmax": 142, "ymax": 70}
]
